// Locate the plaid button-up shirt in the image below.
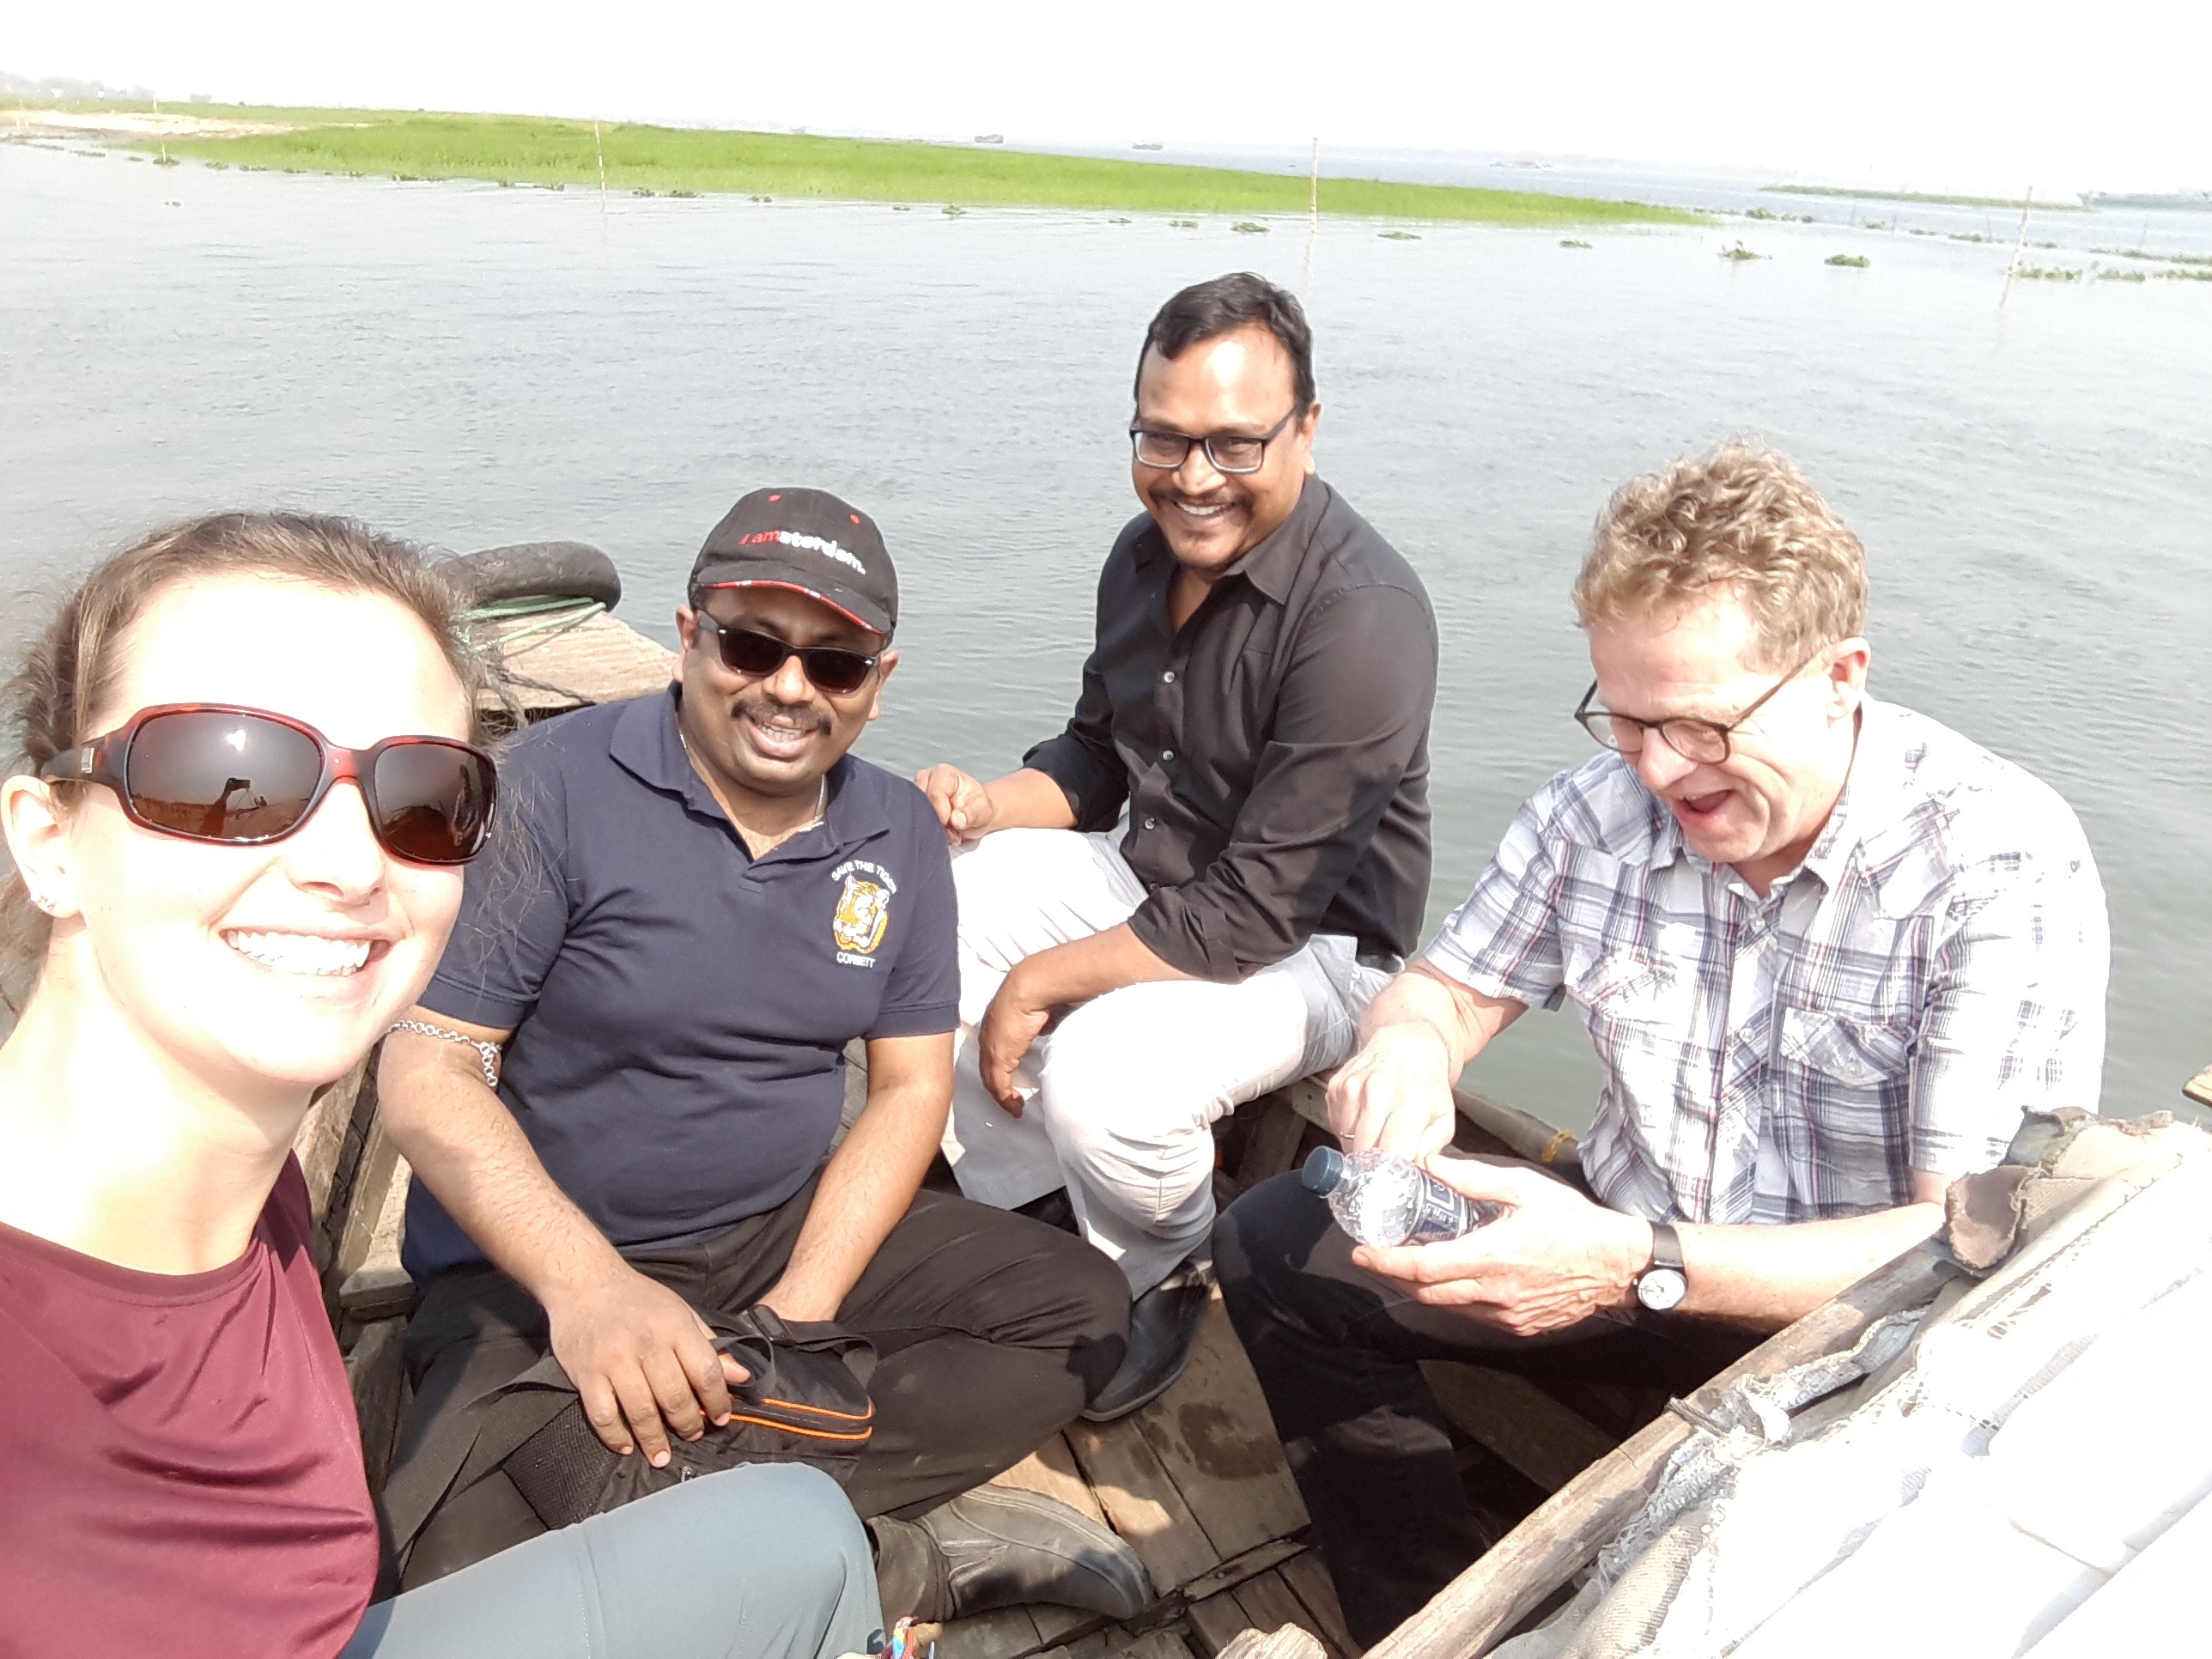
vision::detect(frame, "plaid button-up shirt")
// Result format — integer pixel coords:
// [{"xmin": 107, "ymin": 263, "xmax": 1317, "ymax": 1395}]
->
[{"xmin": 1425, "ymin": 697, "xmax": 2108, "ymax": 1224}]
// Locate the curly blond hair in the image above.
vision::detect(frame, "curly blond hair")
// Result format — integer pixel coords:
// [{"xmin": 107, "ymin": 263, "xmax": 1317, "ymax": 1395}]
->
[{"xmin": 1571, "ymin": 441, "xmax": 1867, "ymax": 668}]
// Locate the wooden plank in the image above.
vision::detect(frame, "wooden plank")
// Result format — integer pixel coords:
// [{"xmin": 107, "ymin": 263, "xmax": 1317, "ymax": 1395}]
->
[
  {"xmin": 330, "ymin": 1116, "xmax": 404, "ymax": 1297},
  {"xmin": 1040, "ymin": 1630, "xmax": 1194, "ymax": 1659},
  {"xmin": 2185, "ymin": 1065, "xmax": 2212, "ymax": 1110},
  {"xmin": 1026, "ymin": 1604, "xmax": 1095, "ymax": 1648},
  {"xmin": 293, "ymin": 1057, "xmax": 368, "ymax": 1239},
  {"xmin": 1129, "ymin": 1294, "xmax": 1308, "ymax": 1561},
  {"xmin": 990, "ymin": 1431, "xmax": 1109, "ymax": 1527},
  {"xmin": 1283, "ymin": 1077, "xmax": 1578, "ymax": 1172},
  {"xmin": 1236, "ymin": 1094, "xmax": 1310, "ymax": 1190},
  {"xmin": 930, "ymin": 1607, "xmax": 1042, "ymax": 1659},
  {"xmin": 1235, "ymin": 1571, "xmax": 1340, "ymax": 1659},
  {"xmin": 1216, "ymin": 1628, "xmax": 1329, "ymax": 1659},
  {"xmin": 1179, "ymin": 1538, "xmax": 1312, "ymax": 1604},
  {"xmin": 1418, "ymin": 1363, "xmax": 1619, "ymax": 1494},
  {"xmin": 1064, "ymin": 1413, "xmax": 1223, "ymax": 1591},
  {"xmin": 480, "ymin": 610, "xmax": 674, "ymax": 714},
  {"xmin": 1188, "ymin": 1587, "xmax": 1261, "ymax": 1658},
  {"xmin": 344, "ymin": 1317, "xmax": 408, "ymax": 1495},
  {"xmin": 1276, "ymin": 1549, "xmax": 1359, "ymax": 1658},
  {"xmin": 337, "ymin": 1264, "xmax": 415, "ymax": 1324},
  {"xmin": 1365, "ymin": 1244, "xmax": 1952, "ymax": 1659}
]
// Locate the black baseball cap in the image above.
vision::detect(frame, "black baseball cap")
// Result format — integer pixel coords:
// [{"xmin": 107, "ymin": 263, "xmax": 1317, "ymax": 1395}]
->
[{"xmin": 689, "ymin": 487, "xmax": 898, "ymax": 639}]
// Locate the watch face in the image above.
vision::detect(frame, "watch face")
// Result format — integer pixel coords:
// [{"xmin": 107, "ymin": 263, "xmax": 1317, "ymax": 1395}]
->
[{"xmin": 1637, "ymin": 1267, "xmax": 1688, "ymax": 1312}]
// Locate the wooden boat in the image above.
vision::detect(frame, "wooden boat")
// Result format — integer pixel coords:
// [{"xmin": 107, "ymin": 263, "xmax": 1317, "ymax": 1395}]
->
[{"xmin": 304, "ymin": 556, "xmax": 2212, "ymax": 1658}]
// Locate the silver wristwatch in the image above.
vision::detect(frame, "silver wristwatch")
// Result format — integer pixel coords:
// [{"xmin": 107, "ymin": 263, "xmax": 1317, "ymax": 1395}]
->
[{"xmin": 1635, "ymin": 1221, "xmax": 1688, "ymax": 1313}]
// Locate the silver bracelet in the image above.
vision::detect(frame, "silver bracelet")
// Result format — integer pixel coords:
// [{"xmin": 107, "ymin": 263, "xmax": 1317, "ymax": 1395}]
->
[{"xmin": 389, "ymin": 1018, "xmax": 503, "ymax": 1089}]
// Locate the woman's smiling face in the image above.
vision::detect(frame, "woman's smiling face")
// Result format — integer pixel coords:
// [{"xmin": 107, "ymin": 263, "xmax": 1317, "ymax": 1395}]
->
[{"xmin": 47, "ymin": 575, "xmax": 474, "ymax": 1099}]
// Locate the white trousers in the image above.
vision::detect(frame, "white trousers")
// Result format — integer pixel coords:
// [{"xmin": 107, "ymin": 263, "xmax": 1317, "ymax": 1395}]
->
[{"xmin": 943, "ymin": 827, "xmax": 1389, "ymax": 1296}]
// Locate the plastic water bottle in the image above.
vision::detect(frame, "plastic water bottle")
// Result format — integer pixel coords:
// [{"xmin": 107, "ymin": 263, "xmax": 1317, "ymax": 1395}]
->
[{"xmin": 1301, "ymin": 1146, "xmax": 1504, "ymax": 1248}]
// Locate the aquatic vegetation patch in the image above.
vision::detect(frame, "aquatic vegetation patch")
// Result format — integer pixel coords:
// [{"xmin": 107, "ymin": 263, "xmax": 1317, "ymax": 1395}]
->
[
  {"xmin": 2096, "ymin": 267, "xmax": 2148, "ymax": 282},
  {"xmin": 1378, "ymin": 229, "xmax": 1420, "ymax": 240},
  {"xmin": 1170, "ymin": 219, "xmax": 1198, "ymax": 228},
  {"xmin": 2015, "ymin": 265, "xmax": 2083, "ymax": 282},
  {"xmin": 1720, "ymin": 241, "xmax": 1765, "ymax": 261},
  {"xmin": 2093, "ymin": 246, "xmax": 2212, "ymax": 268},
  {"xmin": 1744, "ymin": 207, "xmax": 1814, "ymax": 222},
  {"xmin": 1231, "ymin": 220, "xmax": 1268, "ymax": 233},
  {"xmin": 2155, "ymin": 267, "xmax": 2212, "ymax": 282},
  {"xmin": 1768, "ymin": 184, "xmax": 2086, "ymax": 211},
  {"xmin": 1826, "ymin": 253, "xmax": 1871, "ymax": 267},
  {"xmin": 136, "ymin": 107, "xmax": 1702, "ymax": 226},
  {"xmin": 1560, "ymin": 239, "xmax": 1592, "ymax": 248}
]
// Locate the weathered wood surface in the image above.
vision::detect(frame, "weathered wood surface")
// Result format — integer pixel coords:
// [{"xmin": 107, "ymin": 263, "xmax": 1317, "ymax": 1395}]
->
[
  {"xmin": 2185, "ymin": 1065, "xmax": 2212, "ymax": 1110},
  {"xmin": 1364, "ymin": 1244, "xmax": 1954, "ymax": 1659},
  {"xmin": 1419, "ymin": 1363, "xmax": 1619, "ymax": 1495},
  {"xmin": 1215, "ymin": 1627, "xmax": 1330, "ymax": 1659},
  {"xmin": 343, "ymin": 1317, "xmax": 409, "ymax": 1494},
  {"xmin": 476, "ymin": 609, "xmax": 675, "ymax": 714},
  {"xmin": 1281, "ymin": 1076, "xmax": 1579, "ymax": 1171}
]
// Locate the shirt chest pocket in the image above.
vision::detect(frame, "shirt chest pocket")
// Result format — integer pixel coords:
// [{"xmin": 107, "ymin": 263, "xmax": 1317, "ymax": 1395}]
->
[
  {"xmin": 1569, "ymin": 951, "xmax": 1701, "ymax": 1106},
  {"xmin": 1776, "ymin": 1003, "xmax": 1917, "ymax": 1091}
]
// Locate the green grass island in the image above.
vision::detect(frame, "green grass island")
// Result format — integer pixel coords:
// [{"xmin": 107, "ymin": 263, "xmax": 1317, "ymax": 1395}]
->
[{"xmin": 80, "ymin": 104, "xmax": 1703, "ymax": 227}]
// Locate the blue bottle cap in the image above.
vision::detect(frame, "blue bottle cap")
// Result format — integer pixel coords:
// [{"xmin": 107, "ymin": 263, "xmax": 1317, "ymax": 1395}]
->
[{"xmin": 1302, "ymin": 1146, "xmax": 1346, "ymax": 1194}]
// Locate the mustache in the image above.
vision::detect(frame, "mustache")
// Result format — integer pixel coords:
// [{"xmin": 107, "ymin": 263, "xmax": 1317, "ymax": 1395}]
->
[{"xmin": 733, "ymin": 691, "xmax": 834, "ymax": 736}]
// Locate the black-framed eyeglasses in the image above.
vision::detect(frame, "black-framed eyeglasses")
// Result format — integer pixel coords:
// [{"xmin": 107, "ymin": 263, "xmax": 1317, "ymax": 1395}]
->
[
  {"xmin": 1129, "ymin": 405, "xmax": 1303, "ymax": 475},
  {"xmin": 1574, "ymin": 654, "xmax": 1819, "ymax": 764},
  {"xmin": 692, "ymin": 611, "xmax": 880, "ymax": 696}
]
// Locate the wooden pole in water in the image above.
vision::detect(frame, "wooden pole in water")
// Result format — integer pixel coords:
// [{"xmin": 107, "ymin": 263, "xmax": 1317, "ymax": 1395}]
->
[
  {"xmin": 594, "ymin": 118, "xmax": 609, "ymax": 218},
  {"xmin": 2001, "ymin": 184, "xmax": 2035, "ymax": 307},
  {"xmin": 1303, "ymin": 137, "xmax": 1320, "ymax": 292}
]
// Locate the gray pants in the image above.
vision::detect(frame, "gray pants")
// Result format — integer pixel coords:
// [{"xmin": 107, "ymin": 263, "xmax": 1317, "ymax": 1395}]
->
[
  {"xmin": 943, "ymin": 828, "xmax": 1389, "ymax": 1295},
  {"xmin": 343, "ymin": 1462, "xmax": 881, "ymax": 1659}
]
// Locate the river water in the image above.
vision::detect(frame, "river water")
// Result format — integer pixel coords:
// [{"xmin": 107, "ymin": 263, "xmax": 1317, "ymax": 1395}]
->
[{"xmin": 4, "ymin": 140, "xmax": 2208, "ymax": 1127}]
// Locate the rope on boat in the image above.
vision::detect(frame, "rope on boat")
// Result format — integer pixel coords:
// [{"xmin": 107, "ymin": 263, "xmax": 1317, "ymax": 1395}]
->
[{"xmin": 460, "ymin": 593, "xmax": 608, "ymax": 651}]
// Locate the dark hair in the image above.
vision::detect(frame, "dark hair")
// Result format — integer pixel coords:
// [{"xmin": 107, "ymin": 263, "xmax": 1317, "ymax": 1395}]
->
[
  {"xmin": 1133, "ymin": 272, "xmax": 1316, "ymax": 410},
  {"xmin": 3, "ymin": 512, "xmax": 497, "ymax": 1005}
]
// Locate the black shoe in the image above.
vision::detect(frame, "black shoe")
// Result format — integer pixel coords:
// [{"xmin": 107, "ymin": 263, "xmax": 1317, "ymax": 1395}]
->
[
  {"xmin": 872, "ymin": 1486, "xmax": 1153, "ymax": 1622},
  {"xmin": 1080, "ymin": 1267, "xmax": 1212, "ymax": 1422},
  {"xmin": 1014, "ymin": 1186, "xmax": 1081, "ymax": 1237}
]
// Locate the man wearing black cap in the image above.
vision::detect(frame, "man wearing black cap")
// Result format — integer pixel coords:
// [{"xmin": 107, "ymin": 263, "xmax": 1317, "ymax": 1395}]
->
[{"xmin": 378, "ymin": 489, "xmax": 1144, "ymax": 1625}]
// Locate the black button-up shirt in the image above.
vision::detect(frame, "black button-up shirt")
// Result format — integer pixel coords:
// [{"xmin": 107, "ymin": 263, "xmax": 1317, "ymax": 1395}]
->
[{"xmin": 1024, "ymin": 477, "xmax": 1437, "ymax": 981}]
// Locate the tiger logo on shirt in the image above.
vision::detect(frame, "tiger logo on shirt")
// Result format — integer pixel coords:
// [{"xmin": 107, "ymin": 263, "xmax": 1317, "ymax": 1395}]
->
[{"xmin": 830, "ymin": 860, "xmax": 897, "ymax": 965}]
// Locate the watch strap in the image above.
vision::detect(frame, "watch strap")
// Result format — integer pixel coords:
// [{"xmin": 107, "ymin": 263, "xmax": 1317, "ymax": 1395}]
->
[{"xmin": 1646, "ymin": 1220, "xmax": 1686, "ymax": 1275}]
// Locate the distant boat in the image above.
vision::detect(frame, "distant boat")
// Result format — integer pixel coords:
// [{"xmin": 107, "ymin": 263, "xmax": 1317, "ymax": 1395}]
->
[
  {"xmin": 1133, "ymin": 142, "xmax": 1164, "ymax": 151},
  {"xmin": 974, "ymin": 133, "xmax": 1003, "ymax": 145}
]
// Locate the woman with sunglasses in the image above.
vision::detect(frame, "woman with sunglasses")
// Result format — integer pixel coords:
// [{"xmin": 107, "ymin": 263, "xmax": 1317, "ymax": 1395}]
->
[{"xmin": 0, "ymin": 514, "xmax": 881, "ymax": 1659}]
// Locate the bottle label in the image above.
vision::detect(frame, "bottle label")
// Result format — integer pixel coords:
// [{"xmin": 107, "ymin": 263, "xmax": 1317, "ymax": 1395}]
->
[{"xmin": 1401, "ymin": 1179, "xmax": 1479, "ymax": 1245}]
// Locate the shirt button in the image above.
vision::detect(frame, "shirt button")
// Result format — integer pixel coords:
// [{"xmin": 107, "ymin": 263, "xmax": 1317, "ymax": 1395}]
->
[
  {"xmin": 1161, "ymin": 749, "xmax": 1175, "ymax": 762},
  {"xmin": 1143, "ymin": 816, "xmax": 1158, "ymax": 830},
  {"xmin": 1161, "ymin": 670, "xmax": 1176, "ymax": 684}
]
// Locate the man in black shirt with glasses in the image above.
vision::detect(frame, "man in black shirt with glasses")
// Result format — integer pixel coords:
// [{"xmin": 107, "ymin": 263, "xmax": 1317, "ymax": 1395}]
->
[{"xmin": 916, "ymin": 273, "xmax": 1440, "ymax": 1417}]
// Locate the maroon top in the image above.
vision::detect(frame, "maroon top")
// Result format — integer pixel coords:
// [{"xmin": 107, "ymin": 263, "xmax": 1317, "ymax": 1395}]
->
[{"xmin": 0, "ymin": 1157, "xmax": 378, "ymax": 1658}]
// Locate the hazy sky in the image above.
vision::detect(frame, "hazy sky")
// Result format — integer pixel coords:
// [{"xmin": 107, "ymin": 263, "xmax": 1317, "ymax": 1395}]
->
[{"xmin": 12, "ymin": 1, "xmax": 2209, "ymax": 193}]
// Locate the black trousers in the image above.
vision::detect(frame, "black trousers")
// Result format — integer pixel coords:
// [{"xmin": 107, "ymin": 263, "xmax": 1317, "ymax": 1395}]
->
[
  {"xmin": 1213, "ymin": 1174, "xmax": 1758, "ymax": 1646},
  {"xmin": 391, "ymin": 1179, "xmax": 1130, "ymax": 1589}
]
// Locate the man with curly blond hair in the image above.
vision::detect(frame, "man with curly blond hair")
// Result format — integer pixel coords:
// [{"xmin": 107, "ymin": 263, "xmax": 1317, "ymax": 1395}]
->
[{"xmin": 1214, "ymin": 441, "xmax": 2111, "ymax": 1643}]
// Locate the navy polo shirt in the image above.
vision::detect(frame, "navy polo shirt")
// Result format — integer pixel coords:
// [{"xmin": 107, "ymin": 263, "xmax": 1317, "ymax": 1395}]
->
[{"xmin": 402, "ymin": 688, "xmax": 959, "ymax": 1279}]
